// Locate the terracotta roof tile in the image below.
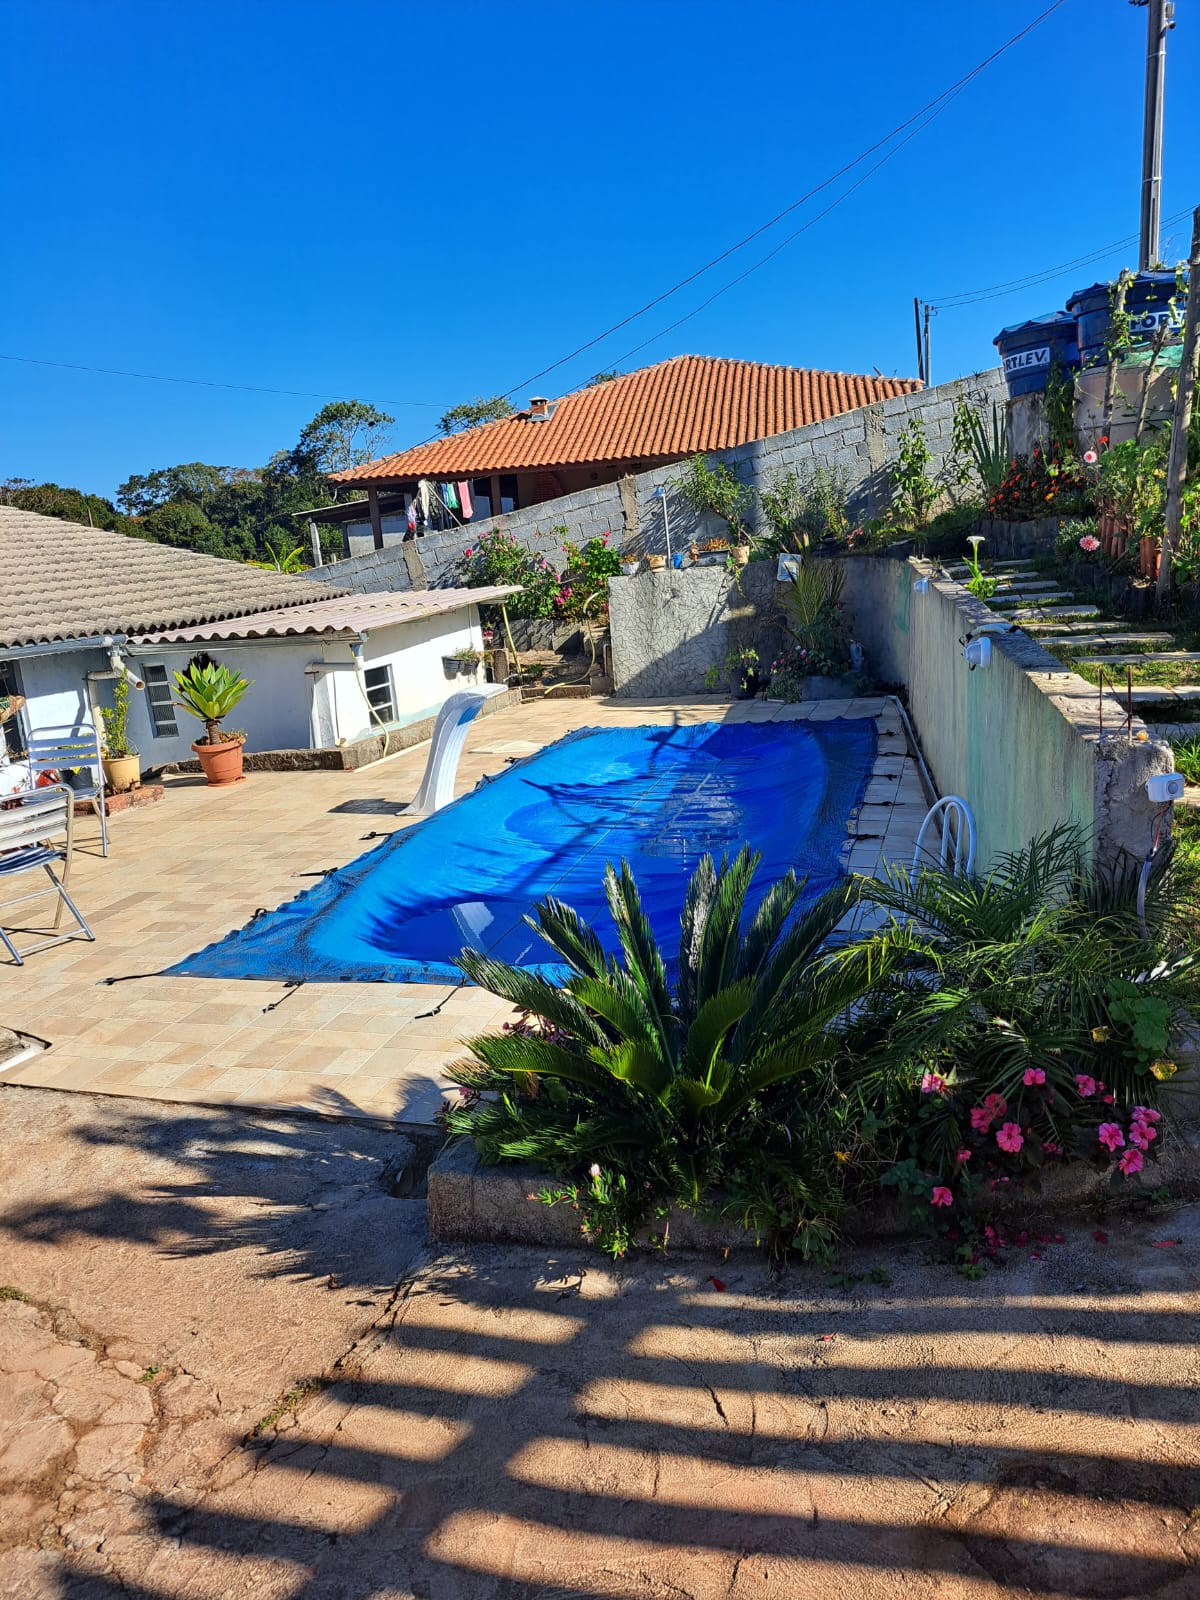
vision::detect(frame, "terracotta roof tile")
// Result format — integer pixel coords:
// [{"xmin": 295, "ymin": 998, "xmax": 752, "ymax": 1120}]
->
[{"xmin": 331, "ymin": 355, "xmax": 920, "ymax": 484}]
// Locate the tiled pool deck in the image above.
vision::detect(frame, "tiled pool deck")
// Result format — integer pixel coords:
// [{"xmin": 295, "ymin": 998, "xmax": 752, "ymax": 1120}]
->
[{"xmin": 1, "ymin": 696, "xmax": 927, "ymax": 1125}]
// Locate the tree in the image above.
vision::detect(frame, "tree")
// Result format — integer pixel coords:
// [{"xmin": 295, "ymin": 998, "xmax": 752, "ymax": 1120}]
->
[
  {"xmin": 0, "ymin": 480, "xmax": 126, "ymax": 530},
  {"xmin": 295, "ymin": 400, "xmax": 394, "ymax": 476},
  {"xmin": 116, "ymin": 463, "xmax": 251, "ymax": 517},
  {"xmin": 438, "ymin": 395, "xmax": 513, "ymax": 435}
]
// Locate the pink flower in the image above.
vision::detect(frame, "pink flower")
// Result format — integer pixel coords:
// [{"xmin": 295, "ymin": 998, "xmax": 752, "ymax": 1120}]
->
[
  {"xmin": 464, "ymin": 547, "xmax": 473, "ymax": 558},
  {"xmin": 1098, "ymin": 1122, "xmax": 1125, "ymax": 1152},
  {"xmin": 1132, "ymin": 1106, "xmax": 1161, "ymax": 1123},
  {"xmin": 1043, "ymin": 1141, "xmax": 1063, "ymax": 1157},
  {"xmin": 1079, "ymin": 535, "xmax": 1100, "ymax": 553},
  {"xmin": 1129, "ymin": 1120, "xmax": 1157, "ymax": 1150},
  {"xmin": 589, "ymin": 1162, "xmax": 601, "ymax": 1177},
  {"xmin": 996, "ymin": 1122, "xmax": 1025, "ymax": 1154},
  {"xmin": 930, "ymin": 1186, "xmax": 954, "ymax": 1208},
  {"xmin": 983, "ymin": 1093, "xmax": 1007, "ymax": 1116},
  {"xmin": 970, "ymin": 1106, "xmax": 994, "ymax": 1133},
  {"xmin": 1075, "ymin": 1074, "xmax": 1097, "ymax": 1098},
  {"xmin": 921, "ymin": 1071, "xmax": 947, "ymax": 1095},
  {"xmin": 1118, "ymin": 1148, "xmax": 1144, "ymax": 1175},
  {"xmin": 955, "ymin": 1147, "xmax": 972, "ymax": 1164},
  {"xmin": 1023, "ymin": 1068, "xmax": 1046, "ymax": 1087},
  {"xmin": 1083, "ymin": 450, "xmax": 1098, "ymax": 465}
]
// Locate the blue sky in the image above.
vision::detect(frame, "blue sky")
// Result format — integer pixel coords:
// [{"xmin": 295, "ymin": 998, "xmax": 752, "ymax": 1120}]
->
[{"xmin": 1, "ymin": 0, "xmax": 1197, "ymax": 499}]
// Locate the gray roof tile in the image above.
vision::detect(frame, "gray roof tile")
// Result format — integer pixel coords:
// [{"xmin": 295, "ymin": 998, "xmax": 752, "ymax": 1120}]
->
[{"xmin": 0, "ymin": 505, "xmax": 349, "ymax": 650}]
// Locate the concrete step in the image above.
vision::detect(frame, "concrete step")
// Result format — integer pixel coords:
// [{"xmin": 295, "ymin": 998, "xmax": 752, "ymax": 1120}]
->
[
  {"xmin": 1128, "ymin": 684, "xmax": 1200, "ymax": 704},
  {"xmin": 946, "ymin": 559, "xmax": 1033, "ymax": 573},
  {"xmin": 1019, "ymin": 619, "xmax": 1126, "ymax": 634},
  {"xmin": 1037, "ymin": 634, "xmax": 1178, "ymax": 651},
  {"xmin": 1073, "ymin": 652, "xmax": 1200, "ymax": 666},
  {"xmin": 990, "ymin": 591, "xmax": 1075, "ymax": 607},
  {"xmin": 1008, "ymin": 604, "xmax": 1100, "ymax": 620}
]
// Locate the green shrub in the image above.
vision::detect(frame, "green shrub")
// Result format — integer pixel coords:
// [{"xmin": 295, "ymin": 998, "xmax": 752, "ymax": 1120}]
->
[{"xmin": 459, "ymin": 529, "xmax": 559, "ymax": 619}]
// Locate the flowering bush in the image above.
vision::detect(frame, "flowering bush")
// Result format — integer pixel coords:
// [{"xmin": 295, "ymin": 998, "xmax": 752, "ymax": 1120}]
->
[
  {"xmin": 1054, "ymin": 518, "xmax": 1103, "ymax": 564},
  {"xmin": 557, "ymin": 533, "xmax": 622, "ymax": 620},
  {"xmin": 767, "ymin": 642, "xmax": 842, "ymax": 699},
  {"xmin": 459, "ymin": 530, "xmax": 560, "ymax": 619},
  {"xmin": 986, "ymin": 446, "xmax": 1090, "ymax": 521}
]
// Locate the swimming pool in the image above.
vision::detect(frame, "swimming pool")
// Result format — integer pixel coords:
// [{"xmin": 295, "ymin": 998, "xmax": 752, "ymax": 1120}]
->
[{"xmin": 169, "ymin": 719, "xmax": 877, "ymax": 984}]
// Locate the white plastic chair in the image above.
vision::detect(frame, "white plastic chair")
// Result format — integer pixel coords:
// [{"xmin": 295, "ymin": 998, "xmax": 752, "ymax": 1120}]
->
[
  {"xmin": 405, "ymin": 686, "xmax": 509, "ymax": 815},
  {"xmin": 0, "ymin": 786, "xmax": 95, "ymax": 965},
  {"xmin": 912, "ymin": 795, "xmax": 977, "ymax": 878},
  {"xmin": 25, "ymin": 724, "xmax": 109, "ymax": 857}
]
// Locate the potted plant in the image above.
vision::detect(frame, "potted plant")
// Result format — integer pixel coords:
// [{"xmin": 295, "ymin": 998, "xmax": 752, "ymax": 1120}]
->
[
  {"xmin": 644, "ymin": 553, "xmax": 667, "ymax": 571},
  {"xmin": 99, "ymin": 676, "xmax": 141, "ymax": 794},
  {"xmin": 172, "ymin": 655, "xmax": 251, "ymax": 787},
  {"xmin": 620, "ymin": 556, "xmax": 641, "ymax": 577},
  {"xmin": 444, "ymin": 645, "xmax": 484, "ymax": 679},
  {"xmin": 704, "ymin": 645, "xmax": 761, "ymax": 699}
]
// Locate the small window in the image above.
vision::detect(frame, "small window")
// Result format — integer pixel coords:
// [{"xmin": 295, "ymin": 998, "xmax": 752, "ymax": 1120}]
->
[
  {"xmin": 363, "ymin": 664, "xmax": 396, "ymax": 725},
  {"xmin": 499, "ymin": 474, "xmax": 519, "ymax": 514},
  {"xmin": 143, "ymin": 664, "xmax": 179, "ymax": 738},
  {"xmin": 0, "ymin": 658, "xmax": 25, "ymax": 758}
]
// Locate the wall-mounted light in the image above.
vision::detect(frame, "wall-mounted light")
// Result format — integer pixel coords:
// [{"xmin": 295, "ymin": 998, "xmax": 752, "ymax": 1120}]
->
[
  {"xmin": 962, "ymin": 636, "xmax": 992, "ymax": 670},
  {"xmin": 912, "ymin": 576, "xmax": 930, "ymax": 594}
]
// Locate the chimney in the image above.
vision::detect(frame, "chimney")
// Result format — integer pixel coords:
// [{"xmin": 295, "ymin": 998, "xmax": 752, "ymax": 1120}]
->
[{"xmin": 528, "ymin": 396, "xmax": 549, "ymax": 419}]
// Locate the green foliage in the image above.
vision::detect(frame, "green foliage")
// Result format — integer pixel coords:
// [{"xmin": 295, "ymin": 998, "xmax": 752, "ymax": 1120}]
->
[
  {"xmin": 172, "ymin": 656, "xmax": 251, "ymax": 745},
  {"xmin": 888, "ymin": 418, "xmax": 937, "ymax": 527},
  {"xmin": 294, "ymin": 400, "xmax": 393, "ymax": 476},
  {"xmin": 587, "ymin": 371, "xmax": 621, "ymax": 386},
  {"xmin": 963, "ymin": 537, "xmax": 997, "ymax": 599},
  {"xmin": 558, "ymin": 533, "xmax": 622, "ymax": 619},
  {"xmin": 438, "ymin": 395, "xmax": 514, "ymax": 436},
  {"xmin": 987, "ymin": 447, "xmax": 1089, "ymax": 520},
  {"xmin": 99, "ymin": 676, "xmax": 137, "ymax": 760},
  {"xmin": 1044, "ymin": 360, "xmax": 1076, "ymax": 457},
  {"xmin": 951, "ymin": 399, "xmax": 1011, "ymax": 494},
  {"xmin": 678, "ymin": 454, "xmax": 755, "ymax": 542},
  {"xmin": 1171, "ymin": 735, "xmax": 1200, "ymax": 788},
  {"xmin": 759, "ymin": 464, "xmax": 851, "ymax": 551},
  {"xmin": 446, "ymin": 848, "xmax": 904, "ymax": 1258},
  {"xmin": 1, "ymin": 479, "xmax": 126, "ymax": 530},
  {"xmin": 704, "ymin": 645, "xmax": 759, "ymax": 692},
  {"xmin": 459, "ymin": 529, "xmax": 559, "ymax": 619},
  {"xmin": 777, "ymin": 558, "xmax": 851, "ymax": 677}
]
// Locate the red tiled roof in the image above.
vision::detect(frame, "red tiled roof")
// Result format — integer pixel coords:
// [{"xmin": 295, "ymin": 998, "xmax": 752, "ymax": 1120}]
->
[{"xmin": 331, "ymin": 355, "xmax": 920, "ymax": 484}]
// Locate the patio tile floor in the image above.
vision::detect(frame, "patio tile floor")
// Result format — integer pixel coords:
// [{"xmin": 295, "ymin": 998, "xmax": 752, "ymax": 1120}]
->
[{"xmin": 1, "ymin": 695, "xmax": 927, "ymax": 1125}]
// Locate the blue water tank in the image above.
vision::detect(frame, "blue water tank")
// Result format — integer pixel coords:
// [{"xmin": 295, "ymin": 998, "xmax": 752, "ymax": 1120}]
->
[
  {"xmin": 1067, "ymin": 270, "xmax": 1186, "ymax": 368},
  {"xmin": 993, "ymin": 312, "xmax": 1080, "ymax": 397}
]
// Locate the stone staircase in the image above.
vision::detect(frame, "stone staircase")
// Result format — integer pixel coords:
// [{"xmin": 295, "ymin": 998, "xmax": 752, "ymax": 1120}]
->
[{"xmin": 944, "ymin": 559, "xmax": 1200, "ymax": 759}]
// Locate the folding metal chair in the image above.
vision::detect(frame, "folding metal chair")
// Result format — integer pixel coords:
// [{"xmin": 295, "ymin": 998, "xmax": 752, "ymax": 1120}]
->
[
  {"xmin": 0, "ymin": 786, "xmax": 95, "ymax": 965},
  {"xmin": 25, "ymin": 724, "xmax": 108, "ymax": 857}
]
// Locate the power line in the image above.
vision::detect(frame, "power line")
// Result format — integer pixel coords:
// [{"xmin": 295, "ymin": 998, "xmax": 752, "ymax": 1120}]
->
[
  {"xmin": 929, "ymin": 204, "xmax": 1196, "ymax": 308},
  {"xmin": 495, "ymin": 0, "xmax": 1068, "ymax": 402},
  {"xmin": 604, "ymin": 85, "xmax": 971, "ymax": 373},
  {"xmin": 0, "ymin": 352, "xmax": 439, "ymax": 410}
]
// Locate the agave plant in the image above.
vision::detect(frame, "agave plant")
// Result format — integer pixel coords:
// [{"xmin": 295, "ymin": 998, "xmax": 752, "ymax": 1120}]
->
[
  {"xmin": 446, "ymin": 848, "xmax": 908, "ymax": 1254},
  {"xmin": 172, "ymin": 656, "xmax": 251, "ymax": 747}
]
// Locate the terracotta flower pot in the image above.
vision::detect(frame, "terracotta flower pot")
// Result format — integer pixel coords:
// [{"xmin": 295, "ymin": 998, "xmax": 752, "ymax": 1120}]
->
[
  {"xmin": 193, "ymin": 737, "xmax": 245, "ymax": 787},
  {"xmin": 644, "ymin": 553, "xmax": 666, "ymax": 571},
  {"xmin": 1139, "ymin": 536, "xmax": 1160, "ymax": 580},
  {"xmin": 102, "ymin": 753, "xmax": 141, "ymax": 795},
  {"xmin": 732, "ymin": 544, "xmax": 750, "ymax": 567}
]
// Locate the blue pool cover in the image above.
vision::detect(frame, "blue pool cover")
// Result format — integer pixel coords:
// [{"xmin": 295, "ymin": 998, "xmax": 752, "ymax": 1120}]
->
[{"xmin": 168, "ymin": 719, "xmax": 877, "ymax": 984}]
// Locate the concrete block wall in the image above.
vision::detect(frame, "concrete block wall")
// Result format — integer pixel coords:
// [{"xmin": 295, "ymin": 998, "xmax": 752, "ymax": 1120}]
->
[
  {"xmin": 314, "ymin": 368, "xmax": 1007, "ymax": 597},
  {"xmin": 837, "ymin": 557, "xmax": 1173, "ymax": 874}
]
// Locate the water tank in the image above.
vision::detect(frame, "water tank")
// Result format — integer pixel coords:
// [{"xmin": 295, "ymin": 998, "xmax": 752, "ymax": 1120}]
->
[
  {"xmin": 993, "ymin": 312, "xmax": 1079, "ymax": 397},
  {"xmin": 1066, "ymin": 270, "xmax": 1186, "ymax": 368}
]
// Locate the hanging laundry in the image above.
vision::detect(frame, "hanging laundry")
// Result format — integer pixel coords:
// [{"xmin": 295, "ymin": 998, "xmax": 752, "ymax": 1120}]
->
[
  {"xmin": 457, "ymin": 480, "xmax": 473, "ymax": 519},
  {"xmin": 417, "ymin": 480, "xmax": 432, "ymax": 525},
  {"xmin": 441, "ymin": 482, "xmax": 460, "ymax": 511},
  {"xmin": 407, "ymin": 500, "xmax": 417, "ymax": 533}
]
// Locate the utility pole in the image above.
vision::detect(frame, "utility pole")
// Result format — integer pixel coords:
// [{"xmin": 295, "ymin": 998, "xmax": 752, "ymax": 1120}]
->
[
  {"xmin": 1134, "ymin": 0, "xmax": 1175, "ymax": 271},
  {"xmin": 1155, "ymin": 207, "xmax": 1200, "ymax": 607},
  {"xmin": 913, "ymin": 297, "xmax": 925, "ymax": 384},
  {"xmin": 923, "ymin": 302, "xmax": 932, "ymax": 389}
]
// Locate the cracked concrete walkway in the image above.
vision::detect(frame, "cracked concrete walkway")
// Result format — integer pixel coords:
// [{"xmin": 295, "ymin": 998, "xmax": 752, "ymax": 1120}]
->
[{"xmin": 3, "ymin": 1086, "xmax": 1200, "ymax": 1600}]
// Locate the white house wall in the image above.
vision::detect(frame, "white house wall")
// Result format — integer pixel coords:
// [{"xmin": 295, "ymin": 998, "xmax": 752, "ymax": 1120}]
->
[
  {"xmin": 9, "ymin": 649, "xmax": 108, "ymax": 744},
  {"xmin": 124, "ymin": 640, "xmax": 321, "ymax": 763},
  {"xmin": 329, "ymin": 608, "xmax": 483, "ymax": 744}
]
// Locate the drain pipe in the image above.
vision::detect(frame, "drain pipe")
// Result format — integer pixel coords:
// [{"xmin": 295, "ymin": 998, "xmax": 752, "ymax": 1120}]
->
[{"xmin": 885, "ymin": 694, "xmax": 937, "ymax": 807}]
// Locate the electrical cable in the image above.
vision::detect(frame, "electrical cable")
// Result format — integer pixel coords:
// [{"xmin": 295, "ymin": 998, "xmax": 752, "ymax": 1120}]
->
[
  {"xmin": 929, "ymin": 205, "xmax": 1196, "ymax": 308},
  {"xmin": 492, "ymin": 0, "xmax": 1068, "ymax": 403}
]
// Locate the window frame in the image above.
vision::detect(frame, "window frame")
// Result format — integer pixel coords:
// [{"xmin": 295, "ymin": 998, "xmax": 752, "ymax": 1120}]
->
[
  {"xmin": 363, "ymin": 662, "xmax": 397, "ymax": 726},
  {"xmin": 142, "ymin": 663, "xmax": 180, "ymax": 739}
]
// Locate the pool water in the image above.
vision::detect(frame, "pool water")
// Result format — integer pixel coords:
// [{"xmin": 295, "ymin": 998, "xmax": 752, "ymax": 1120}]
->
[{"xmin": 169, "ymin": 719, "xmax": 877, "ymax": 985}]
